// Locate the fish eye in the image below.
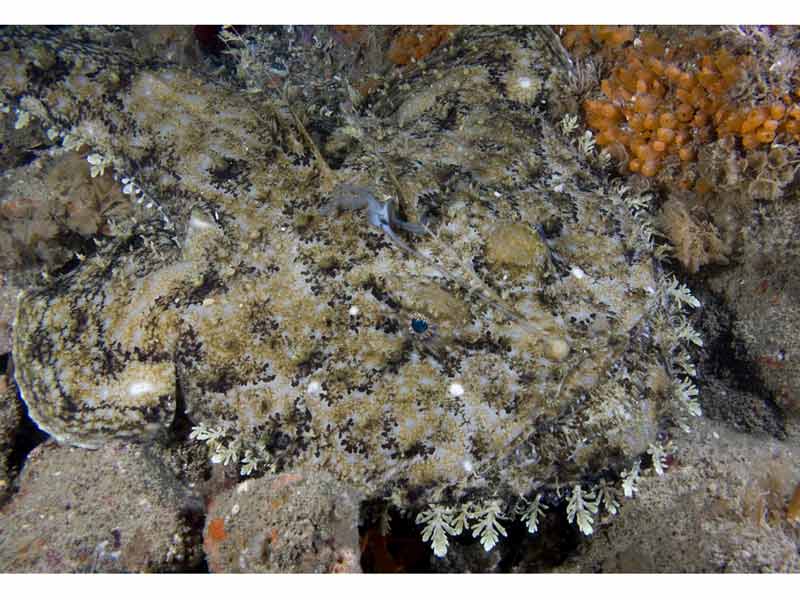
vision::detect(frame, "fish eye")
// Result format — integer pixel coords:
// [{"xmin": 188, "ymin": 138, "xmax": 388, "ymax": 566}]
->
[{"xmin": 410, "ymin": 316, "xmax": 429, "ymax": 334}]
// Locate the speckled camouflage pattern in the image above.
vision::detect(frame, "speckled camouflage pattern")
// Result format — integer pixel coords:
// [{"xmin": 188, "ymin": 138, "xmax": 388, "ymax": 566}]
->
[{"xmin": 4, "ymin": 26, "xmax": 691, "ymax": 510}]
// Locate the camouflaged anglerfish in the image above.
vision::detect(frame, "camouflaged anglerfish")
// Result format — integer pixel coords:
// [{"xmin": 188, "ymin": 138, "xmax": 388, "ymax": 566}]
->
[{"xmin": 7, "ymin": 26, "xmax": 697, "ymax": 521}]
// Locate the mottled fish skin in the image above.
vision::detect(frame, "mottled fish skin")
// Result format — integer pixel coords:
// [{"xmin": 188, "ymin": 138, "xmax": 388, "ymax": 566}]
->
[
  {"xmin": 320, "ymin": 185, "xmax": 375, "ymax": 216},
  {"xmin": 13, "ymin": 224, "xmax": 183, "ymax": 448},
  {"xmin": 6, "ymin": 26, "xmax": 689, "ymax": 510}
]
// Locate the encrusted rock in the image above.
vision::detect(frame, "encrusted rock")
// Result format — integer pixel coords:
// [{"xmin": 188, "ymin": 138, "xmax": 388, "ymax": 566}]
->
[
  {"xmin": 706, "ymin": 198, "xmax": 800, "ymax": 431},
  {"xmin": 0, "ymin": 374, "xmax": 22, "ymax": 504},
  {"xmin": 0, "ymin": 441, "xmax": 204, "ymax": 572},
  {"xmin": 0, "ymin": 274, "xmax": 19, "ymax": 355},
  {"xmin": 203, "ymin": 469, "xmax": 361, "ymax": 573},
  {"xmin": 549, "ymin": 420, "xmax": 800, "ymax": 573}
]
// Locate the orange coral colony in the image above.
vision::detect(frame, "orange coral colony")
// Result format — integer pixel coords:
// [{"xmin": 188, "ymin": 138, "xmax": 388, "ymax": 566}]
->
[{"xmin": 562, "ymin": 26, "xmax": 800, "ymax": 180}]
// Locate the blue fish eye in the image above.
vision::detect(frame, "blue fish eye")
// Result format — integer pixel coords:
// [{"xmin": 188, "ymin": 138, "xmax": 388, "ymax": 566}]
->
[{"xmin": 411, "ymin": 318, "xmax": 429, "ymax": 334}]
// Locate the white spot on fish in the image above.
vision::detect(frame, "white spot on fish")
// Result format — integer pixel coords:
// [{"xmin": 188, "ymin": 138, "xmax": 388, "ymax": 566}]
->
[
  {"xmin": 128, "ymin": 381, "xmax": 156, "ymax": 396},
  {"xmin": 449, "ymin": 382, "xmax": 465, "ymax": 397}
]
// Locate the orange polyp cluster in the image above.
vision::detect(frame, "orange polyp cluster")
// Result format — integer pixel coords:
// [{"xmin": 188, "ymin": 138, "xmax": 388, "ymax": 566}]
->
[
  {"xmin": 592, "ymin": 25, "xmax": 635, "ymax": 48},
  {"xmin": 573, "ymin": 27, "xmax": 800, "ymax": 180},
  {"xmin": 715, "ymin": 99, "xmax": 800, "ymax": 150}
]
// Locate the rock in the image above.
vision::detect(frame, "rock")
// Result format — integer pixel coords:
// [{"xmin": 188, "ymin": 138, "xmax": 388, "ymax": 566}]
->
[
  {"xmin": 550, "ymin": 419, "xmax": 800, "ymax": 573},
  {"xmin": 706, "ymin": 199, "xmax": 800, "ymax": 431},
  {"xmin": 203, "ymin": 468, "xmax": 361, "ymax": 573},
  {"xmin": 0, "ymin": 441, "xmax": 204, "ymax": 572},
  {"xmin": 0, "ymin": 374, "xmax": 22, "ymax": 504},
  {"xmin": 0, "ymin": 274, "xmax": 18, "ymax": 355}
]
